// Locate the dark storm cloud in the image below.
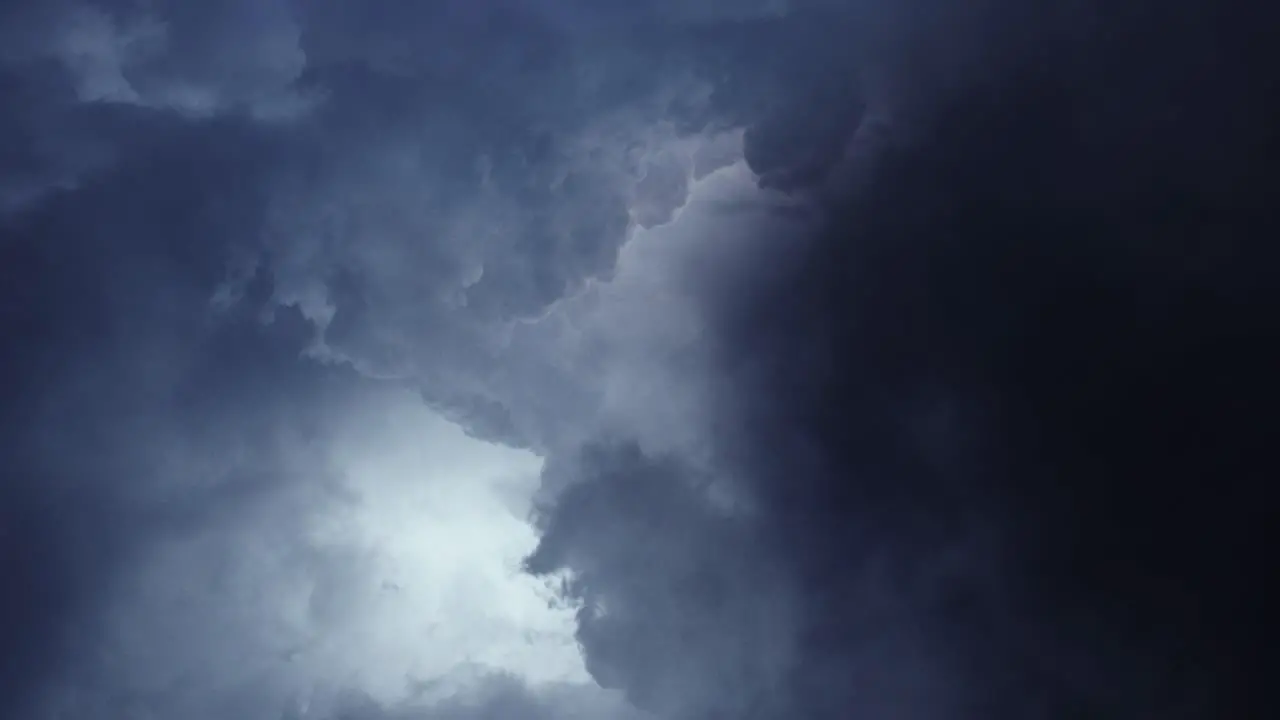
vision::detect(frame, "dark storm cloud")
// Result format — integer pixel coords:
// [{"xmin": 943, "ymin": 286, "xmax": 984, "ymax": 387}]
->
[
  {"xmin": 0, "ymin": 0, "xmax": 310, "ymax": 215},
  {"xmin": 0, "ymin": 113, "xmax": 357, "ymax": 718},
  {"xmin": 526, "ymin": 443, "xmax": 800, "ymax": 720},
  {"xmin": 231, "ymin": 1, "xmax": 877, "ymax": 453},
  {"xmin": 240, "ymin": 1, "xmax": 874, "ymax": 449},
  {"xmin": 1, "ymin": 2, "xmax": 887, "ymax": 718},
  {"xmin": 529, "ymin": 1, "xmax": 1279, "ymax": 718},
  {"xmin": 10, "ymin": 1, "xmax": 1272, "ymax": 718}
]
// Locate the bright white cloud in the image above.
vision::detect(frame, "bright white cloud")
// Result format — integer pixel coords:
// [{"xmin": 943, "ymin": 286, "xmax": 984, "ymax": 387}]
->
[{"xmin": 40, "ymin": 387, "xmax": 591, "ymax": 719}]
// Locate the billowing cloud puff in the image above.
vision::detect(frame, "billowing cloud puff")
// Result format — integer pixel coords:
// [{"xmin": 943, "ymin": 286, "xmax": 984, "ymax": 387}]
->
[
  {"xmin": 5, "ymin": 1, "xmax": 1276, "ymax": 719},
  {"xmin": 526, "ymin": 443, "xmax": 800, "ymax": 720},
  {"xmin": 1, "ymin": 0, "xmax": 307, "ymax": 112},
  {"xmin": 1, "ymin": 3, "xmax": 868, "ymax": 718},
  {"xmin": 523, "ymin": 2, "xmax": 1280, "ymax": 719}
]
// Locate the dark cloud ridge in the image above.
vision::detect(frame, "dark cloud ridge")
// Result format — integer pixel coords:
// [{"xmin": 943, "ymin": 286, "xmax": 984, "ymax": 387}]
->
[
  {"xmin": 1, "ymin": 3, "xmax": 869, "ymax": 717},
  {"xmin": 3, "ymin": 1, "xmax": 1277, "ymax": 719},
  {"xmin": 529, "ymin": 2, "xmax": 1279, "ymax": 719},
  {"xmin": 0, "ymin": 101, "xmax": 355, "ymax": 718}
]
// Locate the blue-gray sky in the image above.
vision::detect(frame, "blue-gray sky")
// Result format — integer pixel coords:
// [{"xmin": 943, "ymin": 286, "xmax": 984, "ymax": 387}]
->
[{"xmin": 3, "ymin": 1, "xmax": 1276, "ymax": 719}]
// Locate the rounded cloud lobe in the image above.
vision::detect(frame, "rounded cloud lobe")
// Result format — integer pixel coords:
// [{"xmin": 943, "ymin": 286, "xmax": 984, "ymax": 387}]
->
[
  {"xmin": 4, "ymin": 1, "xmax": 1277, "ymax": 720},
  {"xmin": 1, "ymin": 2, "xmax": 865, "ymax": 719},
  {"xmin": 524, "ymin": 2, "xmax": 1279, "ymax": 719}
]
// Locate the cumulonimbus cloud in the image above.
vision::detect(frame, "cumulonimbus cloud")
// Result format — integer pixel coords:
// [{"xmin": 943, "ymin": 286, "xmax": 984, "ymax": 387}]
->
[
  {"xmin": 4, "ymin": 1, "xmax": 1275, "ymax": 719},
  {"xmin": 1, "ymin": 2, "xmax": 866, "ymax": 718},
  {"xmin": 523, "ymin": 2, "xmax": 1280, "ymax": 719}
]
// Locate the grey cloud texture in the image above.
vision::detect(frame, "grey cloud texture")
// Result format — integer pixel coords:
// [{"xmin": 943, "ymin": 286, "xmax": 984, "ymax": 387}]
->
[
  {"xmin": 527, "ymin": 5, "xmax": 1278, "ymax": 720},
  {"xmin": 2, "ymin": 0, "xmax": 307, "ymax": 113},
  {"xmin": 525, "ymin": 443, "xmax": 800, "ymax": 720},
  {"xmin": 10, "ymin": 1, "xmax": 1271, "ymax": 720},
  {"xmin": 240, "ymin": 2, "xmax": 871, "ymax": 453},
  {"xmin": 1, "ymin": 2, "xmax": 874, "ymax": 719}
]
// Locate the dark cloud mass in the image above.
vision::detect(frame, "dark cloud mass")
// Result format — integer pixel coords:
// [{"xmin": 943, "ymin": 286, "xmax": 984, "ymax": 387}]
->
[
  {"xmin": 529, "ymin": 2, "xmax": 1280, "ymax": 719},
  {"xmin": 3, "ymin": 1, "xmax": 1278, "ymax": 719}
]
